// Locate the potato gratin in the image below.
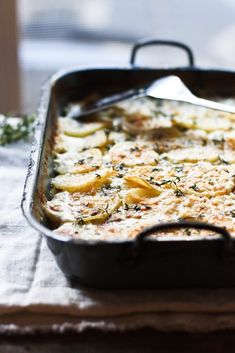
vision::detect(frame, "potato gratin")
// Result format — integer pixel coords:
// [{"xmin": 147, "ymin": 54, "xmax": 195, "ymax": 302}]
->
[{"xmin": 45, "ymin": 98, "xmax": 235, "ymax": 240}]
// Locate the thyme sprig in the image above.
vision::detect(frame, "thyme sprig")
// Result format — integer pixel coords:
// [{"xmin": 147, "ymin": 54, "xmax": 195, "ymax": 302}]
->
[{"xmin": 0, "ymin": 114, "xmax": 35, "ymax": 146}]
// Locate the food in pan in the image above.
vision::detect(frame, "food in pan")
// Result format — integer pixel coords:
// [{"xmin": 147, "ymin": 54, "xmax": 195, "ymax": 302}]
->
[{"xmin": 45, "ymin": 98, "xmax": 235, "ymax": 240}]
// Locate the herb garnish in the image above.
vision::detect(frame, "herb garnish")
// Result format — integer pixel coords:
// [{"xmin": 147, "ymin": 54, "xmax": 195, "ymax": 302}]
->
[
  {"xmin": 105, "ymin": 203, "xmax": 110, "ymax": 216},
  {"xmin": 230, "ymin": 210, "xmax": 235, "ymax": 218},
  {"xmin": 77, "ymin": 217, "xmax": 85, "ymax": 225},
  {"xmin": 124, "ymin": 203, "xmax": 148, "ymax": 212},
  {"xmin": 219, "ymin": 156, "xmax": 229, "ymax": 165},
  {"xmin": 130, "ymin": 146, "xmax": 140, "ymax": 152},
  {"xmin": 175, "ymin": 166, "xmax": 184, "ymax": 173},
  {"xmin": 174, "ymin": 189, "xmax": 184, "ymax": 197},
  {"xmin": 0, "ymin": 115, "xmax": 35, "ymax": 145},
  {"xmin": 190, "ymin": 183, "xmax": 200, "ymax": 192},
  {"xmin": 185, "ymin": 228, "xmax": 191, "ymax": 236},
  {"xmin": 151, "ymin": 167, "xmax": 162, "ymax": 172},
  {"xmin": 75, "ymin": 159, "xmax": 85, "ymax": 165}
]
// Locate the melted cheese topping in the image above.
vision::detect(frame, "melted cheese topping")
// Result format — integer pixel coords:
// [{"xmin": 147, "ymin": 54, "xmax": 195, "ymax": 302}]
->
[{"xmin": 46, "ymin": 97, "xmax": 235, "ymax": 240}]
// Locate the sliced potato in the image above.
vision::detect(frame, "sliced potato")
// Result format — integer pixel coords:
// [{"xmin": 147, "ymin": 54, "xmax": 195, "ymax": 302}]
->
[
  {"xmin": 54, "ymin": 130, "xmax": 108, "ymax": 153},
  {"xmin": 172, "ymin": 111, "xmax": 233, "ymax": 131},
  {"xmin": 45, "ymin": 191, "xmax": 121, "ymax": 224},
  {"xmin": 58, "ymin": 117, "xmax": 107, "ymax": 137},
  {"xmin": 166, "ymin": 146, "xmax": 219, "ymax": 163},
  {"xmin": 124, "ymin": 188, "xmax": 160, "ymax": 204},
  {"xmin": 124, "ymin": 175, "xmax": 160, "ymax": 191},
  {"xmin": 52, "ymin": 168, "xmax": 114, "ymax": 192},
  {"xmin": 109, "ymin": 141, "xmax": 159, "ymax": 167},
  {"xmin": 54, "ymin": 148, "xmax": 102, "ymax": 174}
]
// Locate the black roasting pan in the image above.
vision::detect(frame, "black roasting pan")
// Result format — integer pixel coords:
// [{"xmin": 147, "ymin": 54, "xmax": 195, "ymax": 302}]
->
[{"xmin": 22, "ymin": 39, "xmax": 235, "ymax": 288}]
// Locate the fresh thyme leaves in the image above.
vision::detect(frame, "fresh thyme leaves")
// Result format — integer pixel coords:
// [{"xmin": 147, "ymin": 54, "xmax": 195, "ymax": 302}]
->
[
  {"xmin": 104, "ymin": 129, "xmax": 110, "ymax": 137},
  {"xmin": 190, "ymin": 183, "xmax": 200, "ymax": 192},
  {"xmin": 147, "ymin": 176, "xmax": 181, "ymax": 188},
  {"xmin": 118, "ymin": 163, "xmax": 125, "ymax": 170},
  {"xmin": 219, "ymin": 156, "xmax": 229, "ymax": 165},
  {"xmin": 175, "ymin": 166, "xmax": 184, "ymax": 173},
  {"xmin": 151, "ymin": 167, "xmax": 162, "ymax": 172},
  {"xmin": 212, "ymin": 137, "xmax": 225, "ymax": 146},
  {"xmin": 77, "ymin": 217, "xmax": 85, "ymax": 225},
  {"xmin": 101, "ymin": 187, "xmax": 108, "ymax": 196},
  {"xmin": 0, "ymin": 114, "xmax": 35, "ymax": 146},
  {"xmin": 124, "ymin": 203, "xmax": 149, "ymax": 212},
  {"xmin": 230, "ymin": 210, "xmax": 235, "ymax": 218},
  {"xmin": 174, "ymin": 176, "xmax": 181, "ymax": 182},
  {"xmin": 75, "ymin": 159, "xmax": 85, "ymax": 165},
  {"xmin": 153, "ymin": 110, "xmax": 167, "ymax": 117},
  {"xmin": 130, "ymin": 146, "xmax": 140, "ymax": 152},
  {"xmin": 105, "ymin": 203, "xmax": 110, "ymax": 216},
  {"xmin": 185, "ymin": 228, "xmax": 191, "ymax": 236},
  {"xmin": 202, "ymin": 139, "xmax": 208, "ymax": 146},
  {"xmin": 174, "ymin": 188, "xmax": 184, "ymax": 197},
  {"xmin": 101, "ymin": 184, "xmax": 121, "ymax": 195}
]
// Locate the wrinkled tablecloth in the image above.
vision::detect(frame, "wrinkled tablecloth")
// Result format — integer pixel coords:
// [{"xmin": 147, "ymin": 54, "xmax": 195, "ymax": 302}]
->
[{"xmin": 1, "ymin": 139, "xmax": 235, "ymax": 334}]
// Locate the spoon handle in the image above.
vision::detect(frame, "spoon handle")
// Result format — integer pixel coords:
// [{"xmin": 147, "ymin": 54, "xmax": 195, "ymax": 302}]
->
[
  {"xmin": 77, "ymin": 88, "xmax": 145, "ymax": 117},
  {"xmin": 190, "ymin": 97, "xmax": 235, "ymax": 114}
]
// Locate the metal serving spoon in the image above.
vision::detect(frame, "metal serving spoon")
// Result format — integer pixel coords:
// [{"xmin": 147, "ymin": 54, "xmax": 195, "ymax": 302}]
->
[{"xmin": 68, "ymin": 75, "xmax": 235, "ymax": 118}]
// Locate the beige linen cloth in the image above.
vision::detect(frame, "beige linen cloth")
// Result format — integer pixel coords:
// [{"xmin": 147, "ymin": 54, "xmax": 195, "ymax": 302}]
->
[{"xmin": 1, "ymin": 140, "xmax": 235, "ymax": 334}]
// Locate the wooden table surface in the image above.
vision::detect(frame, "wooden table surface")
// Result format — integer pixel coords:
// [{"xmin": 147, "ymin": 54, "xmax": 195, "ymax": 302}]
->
[{"xmin": 0, "ymin": 329, "xmax": 234, "ymax": 353}]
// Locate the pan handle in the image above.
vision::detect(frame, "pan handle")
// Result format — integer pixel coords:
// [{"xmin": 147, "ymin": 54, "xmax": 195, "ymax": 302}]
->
[
  {"xmin": 130, "ymin": 39, "xmax": 195, "ymax": 67},
  {"xmin": 123, "ymin": 221, "xmax": 234, "ymax": 266}
]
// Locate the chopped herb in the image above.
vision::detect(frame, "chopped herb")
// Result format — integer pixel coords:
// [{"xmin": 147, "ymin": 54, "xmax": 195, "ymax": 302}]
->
[
  {"xmin": 105, "ymin": 203, "xmax": 110, "ymax": 216},
  {"xmin": 175, "ymin": 176, "xmax": 181, "ymax": 182},
  {"xmin": 118, "ymin": 163, "xmax": 125, "ymax": 170},
  {"xmin": 104, "ymin": 129, "xmax": 110, "ymax": 137},
  {"xmin": 212, "ymin": 138, "xmax": 225, "ymax": 146},
  {"xmin": 202, "ymin": 139, "xmax": 208, "ymax": 146},
  {"xmin": 95, "ymin": 173, "xmax": 101, "ymax": 178},
  {"xmin": 152, "ymin": 167, "xmax": 161, "ymax": 172},
  {"xmin": 190, "ymin": 183, "xmax": 200, "ymax": 192},
  {"xmin": 175, "ymin": 166, "xmax": 184, "ymax": 173},
  {"xmin": 153, "ymin": 110, "xmax": 168, "ymax": 117},
  {"xmin": 174, "ymin": 188, "xmax": 184, "ymax": 197},
  {"xmin": 154, "ymin": 158, "xmax": 158, "ymax": 165},
  {"xmin": 124, "ymin": 203, "xmax": 144, "ymax": 212},
  {"xmin": 160, "ymin": 179, "xmax": 174, "ymax": 186},
  {"xmin": 147, "ymin": 176, "xmax": 154, "ymax": 182},
  {"xmin": 130, "ymin": 146, "xmax": 140, "ymax": 152},
  {"xmin": 75, "ymin": 159, "xmax": 85, "ymax": 165},
  {"xmin": 101, "ymin": 187, "xmax": 108, "ymax": 196},
  {"xmin": 143, "ymin": 205, "xmax": 152, "ymax": 210},
  {"xmin": 185, "ymin": 228, "xmax": 191, "ymax": 236},
  {"xmin": 219, "ymin": 156, "xmax": 229, "ymax": 165},
  {"xmin": 77, "ymin": 217, "xmax": 84, "ymax": 225},
  {"xmin": 230, "ymin": 210, "xmax": 235, "ymax": 218}
]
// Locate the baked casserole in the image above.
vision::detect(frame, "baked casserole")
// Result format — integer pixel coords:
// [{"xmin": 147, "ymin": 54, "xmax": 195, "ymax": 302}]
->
[{"xmin": 44, "ymin": 98, "xmax": 235, "ymax": 241}]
